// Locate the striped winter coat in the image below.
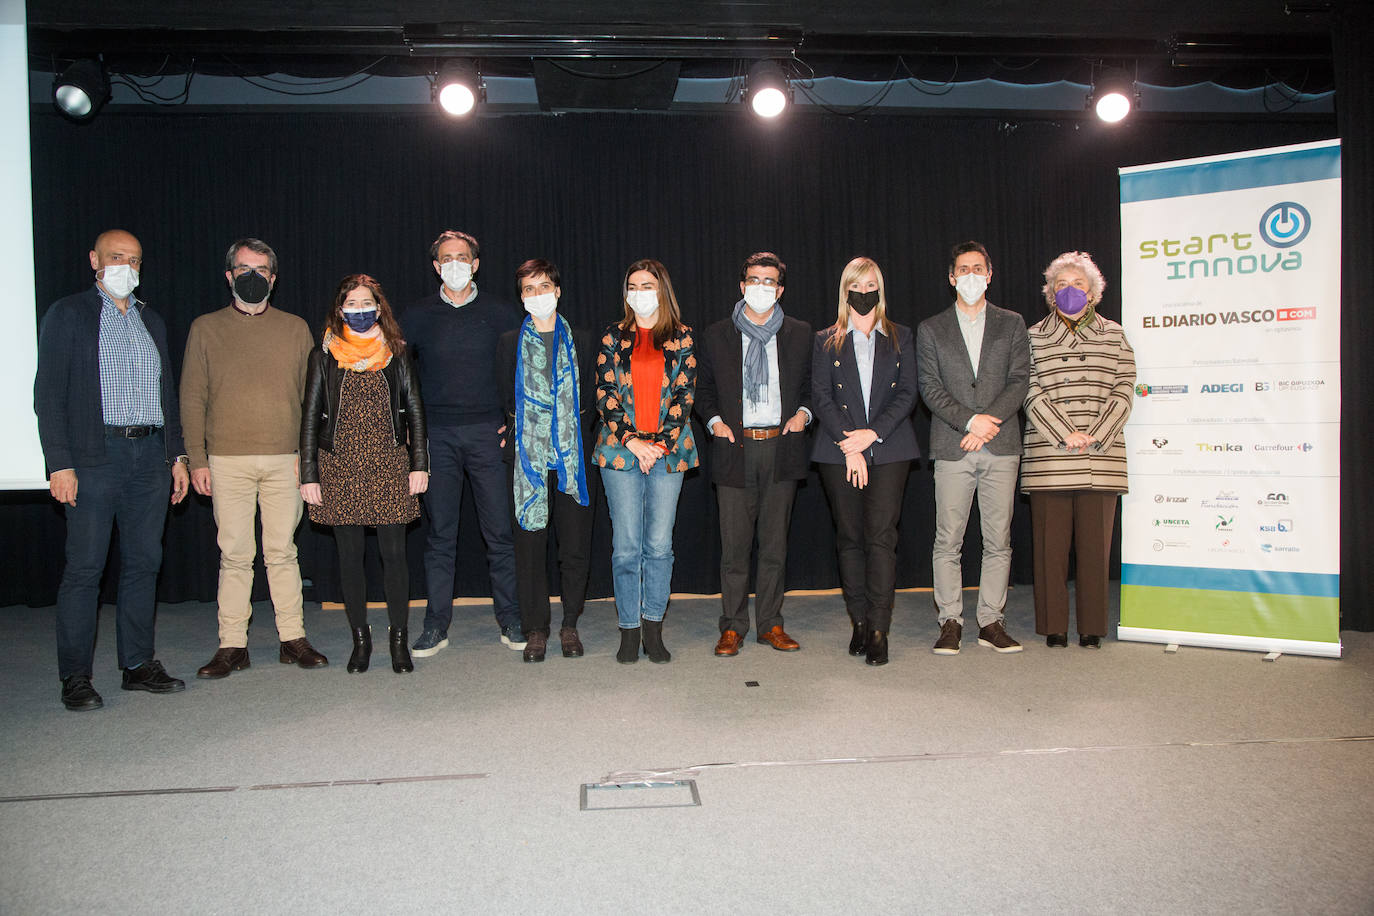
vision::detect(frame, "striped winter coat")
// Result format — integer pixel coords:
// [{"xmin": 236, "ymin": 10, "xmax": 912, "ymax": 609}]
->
[{"xmin": 1020, "ymin": 312, "xmax": 1135, "ymax": 493}]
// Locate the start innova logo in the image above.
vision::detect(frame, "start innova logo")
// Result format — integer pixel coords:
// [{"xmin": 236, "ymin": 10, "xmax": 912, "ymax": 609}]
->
[{"xmin": 1137, "ymin": 200, "xmax": 1309, "ymax": 281}]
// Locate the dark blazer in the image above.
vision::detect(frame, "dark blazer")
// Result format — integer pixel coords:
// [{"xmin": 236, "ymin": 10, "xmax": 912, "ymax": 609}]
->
[
  {"xmin": 915, "ymin": 301, "xmax": 1030, "ymax": 461},
  {"xmin": 34, "ymin": 286, "xmax": 185, "ymax": 472},
  {"xmin": 695, "ymin": 312, "xmax": 813, "ymax": 486},
  {"xmin": 299, "ymin": 344, "xmax": 428, "ymax": 485},
  {"xmin": 810, "ymin": 322, "xmax": 920, "ymax": 466},
  {"xmin": 496, "ymin": 319, "xmax": 598, "ymax": 464}
]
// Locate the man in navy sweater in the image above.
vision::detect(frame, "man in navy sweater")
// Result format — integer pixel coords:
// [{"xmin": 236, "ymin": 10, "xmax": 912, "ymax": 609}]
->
[
  {"xmin": 402, "ymin": 230, "xmax": 522, "ymax": 656},
  {"xmin": 34, "ymin": 229, "xmax": 191, "ymax": 710}
]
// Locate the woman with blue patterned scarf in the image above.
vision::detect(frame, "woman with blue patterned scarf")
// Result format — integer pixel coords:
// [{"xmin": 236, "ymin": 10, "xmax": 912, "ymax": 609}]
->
[{"xmin": 497, "ymin": 259, "xmax": 599, "ymax": 663}]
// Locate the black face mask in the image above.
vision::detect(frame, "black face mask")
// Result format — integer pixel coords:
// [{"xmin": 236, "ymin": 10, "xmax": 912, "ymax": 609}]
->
[
  {"xmin": 847, "ymin": 289, "xmax": 879, "ymax": 316},
  {"xmin": 233, "ymin": 270, "xmax": 271, "ymax": 306}
]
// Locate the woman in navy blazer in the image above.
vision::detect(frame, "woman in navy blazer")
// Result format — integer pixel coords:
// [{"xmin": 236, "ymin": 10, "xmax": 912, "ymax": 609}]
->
[{"xmin": 811, "ymin": 256, "xmax": 920, "ymax": 665}]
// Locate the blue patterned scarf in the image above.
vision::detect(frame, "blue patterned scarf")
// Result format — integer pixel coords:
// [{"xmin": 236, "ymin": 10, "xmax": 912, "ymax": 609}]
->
[{"xmin": 514, "ymin": 314, "xmax": 588, "ymax": 531}]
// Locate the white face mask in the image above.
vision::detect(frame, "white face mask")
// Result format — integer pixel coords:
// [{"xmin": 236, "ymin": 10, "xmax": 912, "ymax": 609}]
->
[
  {"xmin": 626, "ymin": 289, "xmax": 660, "ymax": 318},
  {"xmin": 954, "ymin": 273, "xmax": 988, "ymax": 305},
  {"xmin": 523, "ymin": 291, "xmax": 558, "ymax": 320},
  {"xmin": 440, "ymin": 260, "xmax": 473, "ymax": 292},
  {"xmin": 743, "ymin": 285, "xmax": 777, "ymax": 314},
  {"xmin": 99, "ymin": 263, "xmax": 139, "ymax": 299}
]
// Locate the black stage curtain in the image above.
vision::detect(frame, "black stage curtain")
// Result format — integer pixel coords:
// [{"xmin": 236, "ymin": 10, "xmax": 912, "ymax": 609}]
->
[
  {"xmin": 1334, "ymin": 3, "xmax": 1374, "ymax": 631},
  {"xmin": 13, "ymin": 105, "xmax": 1359, "ymax": 628}
]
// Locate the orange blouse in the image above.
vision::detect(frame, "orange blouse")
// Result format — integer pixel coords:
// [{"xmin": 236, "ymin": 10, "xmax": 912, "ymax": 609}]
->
[{"xmin": 630, "ymin": 325, "xmax": 662, "ymax": 436}]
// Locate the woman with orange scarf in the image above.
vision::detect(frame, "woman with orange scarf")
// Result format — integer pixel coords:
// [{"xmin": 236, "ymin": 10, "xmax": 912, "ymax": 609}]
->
[{"xmin": 300, "ymin": 274, "xmax": 429, "ymax": 673}]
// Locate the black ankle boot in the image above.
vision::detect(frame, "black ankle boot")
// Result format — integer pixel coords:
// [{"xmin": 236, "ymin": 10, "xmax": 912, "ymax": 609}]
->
[
  {"xmin": 390, "ymin": 627, "xmax": 413, "ymax": 673},
  {"xmin": 641, "ymin": 618, "xmax": 671, "ymax": 664},
  {"xmin": 616, "ymin": 627, "xmax": 641, "ymax": 664},
  {"xmin": 347, "ymin": 626, "xmax": 371, "ymax": 673},
  {"xmin": 848, "ymin": 619, "xmax": 868, "ymax": 656}
]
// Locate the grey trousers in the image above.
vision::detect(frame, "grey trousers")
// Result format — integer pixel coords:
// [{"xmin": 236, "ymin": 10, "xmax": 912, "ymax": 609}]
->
[{"xmin": 932, "ymin": 450, "xmax": 1020, "ymax": 627}]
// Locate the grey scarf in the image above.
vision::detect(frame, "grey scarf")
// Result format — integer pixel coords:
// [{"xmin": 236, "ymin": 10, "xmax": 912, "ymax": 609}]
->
[{"xmin": 732, "ymin": 299, "xmax": 783, "ymax": 407}]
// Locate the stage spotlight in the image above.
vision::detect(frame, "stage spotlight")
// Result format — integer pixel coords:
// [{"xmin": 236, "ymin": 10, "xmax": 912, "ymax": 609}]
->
[
  {"xmin": 435, "ymin": 60, "xmax": 483, "ymax": 116},
  {"xmin": 53, "ymin": 59, "xmax": 110, "ymax": 122},
  {"xmin": 1088, "ymin": 66, "xmax": 1137, "ymax": 123},
  {"xmin": 745, "ymin": 60, "xmax": 790, "ymax": 118}
]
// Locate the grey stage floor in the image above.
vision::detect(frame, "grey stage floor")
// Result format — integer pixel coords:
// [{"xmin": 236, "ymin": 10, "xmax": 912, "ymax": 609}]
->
[{"xmin": 1, "ymin": 588, "xmax": 1372, "ymax": 915}]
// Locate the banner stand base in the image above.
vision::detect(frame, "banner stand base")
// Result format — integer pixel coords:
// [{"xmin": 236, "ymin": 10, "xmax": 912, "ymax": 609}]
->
[{"xmin": 1118, "ymin": 626, "xmax": 1341, "ymax": 659}]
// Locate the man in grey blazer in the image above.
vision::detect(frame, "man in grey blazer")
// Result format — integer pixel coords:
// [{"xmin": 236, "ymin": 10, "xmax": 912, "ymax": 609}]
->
[{"xmin": 916, "ymin": 241, "xmax": 1031, "ymax": 655}]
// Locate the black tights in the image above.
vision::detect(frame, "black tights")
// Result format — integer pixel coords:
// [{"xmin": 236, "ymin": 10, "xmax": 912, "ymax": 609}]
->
[{"xmin": 333, "ymin": 524, "xmax": 409, "ymax": 630}]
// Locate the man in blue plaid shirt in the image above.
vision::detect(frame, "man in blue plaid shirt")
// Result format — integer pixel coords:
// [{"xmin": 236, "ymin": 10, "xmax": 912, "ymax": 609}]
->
[{"xmin": 34, "ymin": 229, "xmax": 191, "ymax": 712}]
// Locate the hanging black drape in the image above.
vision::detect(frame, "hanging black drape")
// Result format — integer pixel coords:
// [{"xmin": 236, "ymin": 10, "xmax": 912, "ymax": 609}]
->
[
  {"xmin": 12, "ymin": 106, "xmax": 1353, "ymax": 626},
  {"xmin": 1334, "ymin": 2, "xmax": 1374, "ymax": 631}
]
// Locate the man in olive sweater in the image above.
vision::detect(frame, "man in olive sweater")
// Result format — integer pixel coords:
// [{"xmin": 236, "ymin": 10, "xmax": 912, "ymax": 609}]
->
[{"xmin": 180, "ymin": 238, "xmax": 327, "ymax": 678}]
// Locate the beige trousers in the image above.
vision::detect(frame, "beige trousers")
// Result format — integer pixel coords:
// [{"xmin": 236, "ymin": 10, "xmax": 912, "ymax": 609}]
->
[{"xmin": 209, "ymin": 454, "xmax": 305, "ymax": 647}]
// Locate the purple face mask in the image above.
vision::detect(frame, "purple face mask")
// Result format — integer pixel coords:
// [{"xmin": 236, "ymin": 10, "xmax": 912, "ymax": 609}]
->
[{"xmin": 1055, "ymin": 285, "xmax": 1088, "ymax": 315}]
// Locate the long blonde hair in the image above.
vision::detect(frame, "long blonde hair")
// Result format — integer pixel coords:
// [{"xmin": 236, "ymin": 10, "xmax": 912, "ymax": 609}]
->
[{"xmin": 824, "ymin": 256, "xmax": 897, "ymax": 353}]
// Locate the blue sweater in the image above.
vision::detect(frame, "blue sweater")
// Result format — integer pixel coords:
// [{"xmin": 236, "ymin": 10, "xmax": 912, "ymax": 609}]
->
[
  {"xmin": 34, "ymin": 286, "xmax": 185, "ymax": 472},
  {"xmin": 400, "ymin": 289, "xmax": 520, "ymax": 428}
]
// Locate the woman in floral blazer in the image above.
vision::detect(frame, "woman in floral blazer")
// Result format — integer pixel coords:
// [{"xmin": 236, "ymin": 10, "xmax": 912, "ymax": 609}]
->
[{"xmin": 594, "ymin": 258, "xmax": 698, "ymax": 665}]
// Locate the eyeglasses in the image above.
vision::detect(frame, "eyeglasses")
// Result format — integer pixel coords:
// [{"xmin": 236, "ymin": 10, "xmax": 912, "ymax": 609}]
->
[
  {"xmin": 232, "ymin": 265, "xmax": 272, "ymax": 278},
  {"xmin": 743, "ymin": 277, "xmax": 780, "ymax": 287},
  {"xmin": 952, "ymin": 266, "xmax": 988, "ymax": 276}
]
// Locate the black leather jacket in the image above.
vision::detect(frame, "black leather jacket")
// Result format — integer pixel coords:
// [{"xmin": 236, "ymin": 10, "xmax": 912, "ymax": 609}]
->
[{"xmin": 299, "ymin": 345, "xmax": 428, "ymax": 485}]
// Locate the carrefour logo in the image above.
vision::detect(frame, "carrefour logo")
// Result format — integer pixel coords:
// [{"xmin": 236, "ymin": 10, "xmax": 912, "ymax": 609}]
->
[{"xmin": 1259, "ymin": 202, "xmax": 1311, "ymax": 249}]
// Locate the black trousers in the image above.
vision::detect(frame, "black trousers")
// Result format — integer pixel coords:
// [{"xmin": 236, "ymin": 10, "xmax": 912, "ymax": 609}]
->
[
  {"xmin": 509, "ymin": 467, "xmax": 594, "ymax": 636},
  {"xmin": 818, "ymin": 460, "xmax": 911, "ymax": 633},
  {"xmin": 333, "ymin": 524, "xmax": 410, "ymax": 630},
  {"xmin": 716, "ymin": 437, "xmax": 799, "ymax": 636}
]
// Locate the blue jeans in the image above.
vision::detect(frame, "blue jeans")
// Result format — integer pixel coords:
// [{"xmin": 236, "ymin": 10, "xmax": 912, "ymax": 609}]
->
[
  {"xmin": 600, "ymin": 462, "xmax": 685, "ymax": 628},
  {"xmin": 420, "ymin": 423, "xmax": 519, "ymax": 633},
  {"xmin": 56, "ymin": 430, "xmax": 170, "ymax": 679}
]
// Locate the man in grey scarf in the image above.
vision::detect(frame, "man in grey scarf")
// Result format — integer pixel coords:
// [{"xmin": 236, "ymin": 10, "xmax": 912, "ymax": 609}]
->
[{"xmin": 695, "ymin": 252, "xmax": 814, "ymax": 657}]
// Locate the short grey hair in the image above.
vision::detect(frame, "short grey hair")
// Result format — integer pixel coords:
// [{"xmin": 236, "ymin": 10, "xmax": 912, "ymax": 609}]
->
[
  {"xmin": 1041, "ymin": 250, "xmax": 1105, "ymax": 309},
  {"xmin": 224, "ymin": 238, "xmax": 278, "ymax": 275}
]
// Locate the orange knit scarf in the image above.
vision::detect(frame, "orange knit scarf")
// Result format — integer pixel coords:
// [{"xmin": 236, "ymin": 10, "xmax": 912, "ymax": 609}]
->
[{"xmin": 325, "ymin": 327, "xmax": 392, "ymax": 372}]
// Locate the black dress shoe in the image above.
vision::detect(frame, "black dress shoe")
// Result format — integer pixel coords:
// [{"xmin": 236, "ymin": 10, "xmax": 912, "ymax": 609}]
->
[
  {"xmin": 61, "ymin": 674, "xmax": 103, "ymax": 711},
  {"xmin": 1079, "ymin": 634, "xmax": 1102, "ymax": 649},
  {"xmin": 865, "ymin": 630, "xmax": 889, "ymax": 666},
  {"xmin": 849, "ymin": 620, "xmax": 869, "ymax": 656},
  {"xmin": 197, "ymin": 647, "xmax": 250, "ymax": 679},
  {"xmin": 1046, "ymin": 633, "xmax": 1069, "ymax": 648},
  {"xmin": 121, "ymin": 660, "xmax": 186, "ymax": 693}
]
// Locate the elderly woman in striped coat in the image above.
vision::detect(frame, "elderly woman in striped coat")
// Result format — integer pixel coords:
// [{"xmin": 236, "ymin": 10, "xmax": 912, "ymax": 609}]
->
[{"xmin": 1021, "ymin": 251, "xmax": 1135, "ymax": 649}]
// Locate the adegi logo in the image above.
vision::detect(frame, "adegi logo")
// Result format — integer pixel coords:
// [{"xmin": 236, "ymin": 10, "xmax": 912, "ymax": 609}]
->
[{"xmin": 1200, "ymin": 383, "xmax": 1244, "ymax": 393}]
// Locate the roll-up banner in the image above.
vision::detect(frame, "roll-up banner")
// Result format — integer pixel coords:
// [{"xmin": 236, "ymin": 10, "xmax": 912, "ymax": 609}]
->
[{"xmin": 1118, "ymin": 140, "xmax": 1341, "ymax": 658}]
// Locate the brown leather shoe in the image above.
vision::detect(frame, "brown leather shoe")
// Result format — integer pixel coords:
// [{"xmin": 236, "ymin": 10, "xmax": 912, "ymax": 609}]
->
[
  {"xmin": 714, "ymin": 630, "xmax": 743, "ymax": 656},
  {"xmin": 197, "ymin": 647, "xmax": 250, "ymax": 679},
  {"xmin": 279, "ymin": 637, "xmax": 328, "ymax": 668},
  {"xmin": 756, "ymin": 625, "xmax": 800, "ymax": 651}
]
